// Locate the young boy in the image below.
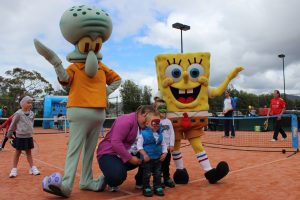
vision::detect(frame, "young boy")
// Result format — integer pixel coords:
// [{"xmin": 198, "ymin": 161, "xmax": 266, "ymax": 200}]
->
[
  {"xmin": 156, "ymin": 102, "xmax": 176, "ymax": 188},
  {"xmin": 137, "ymin": 112, "xmax": 167, "ymax": 197}
]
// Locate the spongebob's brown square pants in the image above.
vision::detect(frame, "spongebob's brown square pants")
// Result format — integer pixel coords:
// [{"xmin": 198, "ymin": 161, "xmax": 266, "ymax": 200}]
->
[{"xmin": 170, "ymin": 116, "xmax": 208, "ymax": 140}]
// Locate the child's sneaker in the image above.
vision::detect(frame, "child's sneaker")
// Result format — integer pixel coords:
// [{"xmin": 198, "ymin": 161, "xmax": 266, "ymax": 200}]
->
[
  {"xmin": 29, "ymin": 166, "xmax": 40, "ymax": 175},
  {"xmin": 282, "ymin": 137, "xmax": 287, "ymax": 141},
  {"xmin": 154, "ymin": 187, "xmax": 164, "ymax": 196},
  {"xmin": 270, "ymin": 139, "xmax": 277, "ymax": 142},
  {"xmin": 143, "ymin": 187, "xmax": 153, "ymax": 197},
  {"xmin": 0, "ymin": 147, "xmax": 3, "ymax": 151},
  {"xmin": 9, "ymin": 168, "xmax": 17, "ymax": 178},
  {"xmin": 164, "ymin": 177, "xmax": 175, "ymax": 188}
]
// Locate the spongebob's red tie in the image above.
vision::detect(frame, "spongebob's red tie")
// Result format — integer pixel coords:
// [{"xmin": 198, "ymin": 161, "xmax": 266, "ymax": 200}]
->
[{"xmin": 181, "ymin": 112, "xmax": 191, "ymax": 129}]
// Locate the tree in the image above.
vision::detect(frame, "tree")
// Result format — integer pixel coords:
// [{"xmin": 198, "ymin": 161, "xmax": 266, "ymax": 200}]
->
[
  {"xmin": 119, "ymin": 80, "xmax": 153, "ymax": 113},
  {"xmin": 0, "ymin": 67, "xmax": 55, "ymax": 101},
  {"xmin": 119, "ymin": 80, "xmax": 142, "ymax": 113},
  {"xmin": 141, "ymin": 85, "xmax": 152, "ymax": 105}
]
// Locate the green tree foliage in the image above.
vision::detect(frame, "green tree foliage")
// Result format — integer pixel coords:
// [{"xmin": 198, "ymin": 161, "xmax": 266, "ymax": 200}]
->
[
  {"xmin": 0, "ymin": 68, "xmax": 55, "ymax": 100},
  {"xmin": 53, "ymin": 89, "xmax": 68, "ymax": 96},
  {"xmin": 119, "ymin": 80, "xmax": 152, "ymax": 113},
  {"xmin": 209, "ymin": 88, "xmax": 300, "ymax": 114},
  {"xmin": 141, "ymin": 85, "xmax": 152, "ymax": 105}
]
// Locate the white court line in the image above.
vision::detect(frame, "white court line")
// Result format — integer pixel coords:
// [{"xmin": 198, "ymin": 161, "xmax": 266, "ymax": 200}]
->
[
  {"xmin": 108, "ymin": 156, "xmax": 293, "ymax": 200},
  {"xmin": 29, "ymin": 155, "xmax": 81, "ymax": 177}
]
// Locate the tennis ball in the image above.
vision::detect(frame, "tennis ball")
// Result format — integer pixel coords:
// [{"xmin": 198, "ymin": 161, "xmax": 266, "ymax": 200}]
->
[{"xmin": 282, "ymin": 149, "xmax": 286, "ymax": 154}]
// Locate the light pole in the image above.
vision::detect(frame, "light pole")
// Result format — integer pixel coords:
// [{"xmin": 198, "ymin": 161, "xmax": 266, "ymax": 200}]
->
[
  {"xmin": 278, "ymin": 54, "xmax": 286, "ymax": 100},
  {"xmin": 172, "ymin": 22, "xmax": 190, "ymax": 53}
]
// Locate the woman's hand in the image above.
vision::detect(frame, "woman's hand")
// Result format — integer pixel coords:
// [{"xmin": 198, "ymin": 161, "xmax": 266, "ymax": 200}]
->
[{"xmin": 129, "ymin": 156, "xmax": 142, "ymax": 165}]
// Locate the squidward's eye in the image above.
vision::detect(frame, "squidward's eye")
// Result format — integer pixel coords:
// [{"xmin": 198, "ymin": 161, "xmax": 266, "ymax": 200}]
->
[
  {"xmin": 92, "ymin": 37, "xmax": 103, "ymax": 53},
  {"xmin": 77, "ymin": 37, "xmax": 93, "ymax": 53},
  {"xmin": 187, "ymin": 63, "xmax": 204, "ymax": 82},
  {"xmin": 165, "ymin": 64, "xmax": 183, "ymax": 82}
]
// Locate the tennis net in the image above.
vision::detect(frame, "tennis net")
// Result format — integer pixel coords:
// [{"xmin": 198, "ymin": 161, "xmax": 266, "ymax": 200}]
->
[{"xmin": 203, "ymin": 114, "xmax": 299, "ymax": 152}]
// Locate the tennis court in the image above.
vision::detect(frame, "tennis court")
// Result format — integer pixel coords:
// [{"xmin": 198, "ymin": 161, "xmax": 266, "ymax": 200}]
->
[{"xmin": 0, "ymin": 127, "xmax": 300, "ymax": 200}]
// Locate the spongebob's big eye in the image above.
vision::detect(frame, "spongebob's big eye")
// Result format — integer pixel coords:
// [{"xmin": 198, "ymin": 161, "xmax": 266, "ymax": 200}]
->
[
  {"xmin": 165, "ymin": 64, "xmax": 183, "ymax": 82},
  {"xmin": 187, "ymin": 63, "xmax": 204, "ymax": 82},
  {"xmin": 78, "ymin": 37, "xmax": 93, "ymax": 53}
]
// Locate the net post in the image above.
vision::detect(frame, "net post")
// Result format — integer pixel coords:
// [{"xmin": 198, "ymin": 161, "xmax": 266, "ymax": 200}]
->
[
  {"xmin": 291, "ymin": 114, "xmax": 298, "ymax": 150},
  {"xmin": 64, "ymin": 117, "xmax": 67, "ymax": 135}
]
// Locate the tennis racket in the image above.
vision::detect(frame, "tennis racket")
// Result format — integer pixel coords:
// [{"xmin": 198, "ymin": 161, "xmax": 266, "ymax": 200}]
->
[
  {"xmin": 263, "ymin": 119, "xmax": 269, "ymax": 131},
  {"xmin": 32, "ymin": 139, "xmax": 39, "ymax": 155}
]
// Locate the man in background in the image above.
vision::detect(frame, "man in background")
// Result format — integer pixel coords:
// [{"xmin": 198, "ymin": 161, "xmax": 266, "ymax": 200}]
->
[
  {"xmin": 267, "ymin": 90, "xmax": 287, "ymax": 142},
  {"xmin": 222, "ymin": 90, "xmax": 235, "ymax": 138}
]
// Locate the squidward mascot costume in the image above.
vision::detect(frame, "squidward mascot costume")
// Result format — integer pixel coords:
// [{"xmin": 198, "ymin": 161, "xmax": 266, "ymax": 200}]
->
[
  {"xmin": 34, "ymin": 5, "xmax": 121, "ymax": 197},
  {"xmin": 155, "ymin": 52, "xmax": 243, "ymax": 184}
]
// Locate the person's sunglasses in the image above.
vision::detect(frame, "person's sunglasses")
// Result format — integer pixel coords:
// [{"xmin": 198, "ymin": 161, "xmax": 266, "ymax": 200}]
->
[
  {"xmin": 151, "ymin": 119, "xmax": 160, "ymax": 127},
  {"xmin": 157, "ymin": 105, "xmax": 167, "ymax": 113}
]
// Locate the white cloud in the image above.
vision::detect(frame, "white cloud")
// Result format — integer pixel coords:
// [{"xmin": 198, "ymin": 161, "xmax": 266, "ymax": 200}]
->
[{"xmin": 1, "ymin": 0, "xmax": 300, "ymax": 99}]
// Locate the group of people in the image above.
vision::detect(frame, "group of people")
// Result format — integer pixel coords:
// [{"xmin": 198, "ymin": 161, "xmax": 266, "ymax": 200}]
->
[
  {"xmin": 0, "ymin": 89, "xmax": 288, "ymax": 197},
  {"xmin": 221, "ymin": 89, "xmax": 287, "ymax": 141},
  {"xmin": 97, "ymin": 99, "xmax": 176, "ymax": 197},
  {"xmin": 0, "ymin": 95, "xmax": 176, "ymax": 197}
]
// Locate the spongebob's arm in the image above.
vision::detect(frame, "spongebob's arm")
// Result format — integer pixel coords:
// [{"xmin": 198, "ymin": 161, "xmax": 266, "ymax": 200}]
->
[{"xmin": 210, "ymin": 66, "xmax": 244, "ymax": 98}]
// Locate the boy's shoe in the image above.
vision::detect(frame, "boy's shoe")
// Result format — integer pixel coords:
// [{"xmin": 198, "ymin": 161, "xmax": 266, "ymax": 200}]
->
[
  {"xmin": 230, "ymin": 136, "xmax": 235, "ymax": 138},
  {"xmin": 9, "ymin": 168, "xmax": 17, "ymax": 178},
  {"xmin": 164, "ymin": 177, "xmax": 175, "ymax": 188},
  {"xmin": 29, "ymin": 166, "xmax": 40, "ymax": 175},
  {"xmin": 107, "ymin": 186, "xmax": 119, "ymax": 192},
  {"xmin": 0, "ymin": 147, "xmax": 3, "ymax": 151},
  {"xmin": 270, "ymin": 139, "xmax": 277, "ymax": 142},
  {"xmin": 282, "ymin": 137, "xmax": 287, "ymax": 141},
  {"xmin": 154, "ymin": 187, "xmax": 164, "ymax": 196},
  {"xmin": 143, "ymin": 187, "xmax": 153, "ymax": 197}
]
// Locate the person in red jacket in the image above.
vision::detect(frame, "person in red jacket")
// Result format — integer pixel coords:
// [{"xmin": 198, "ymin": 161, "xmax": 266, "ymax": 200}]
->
[
  {"xmin": 0, "ymin": 114, "xmax": 16, "ymax": 151},
  {"xmin": 267, "ymin": 90, "xmax": 287, "ymax": 141}
]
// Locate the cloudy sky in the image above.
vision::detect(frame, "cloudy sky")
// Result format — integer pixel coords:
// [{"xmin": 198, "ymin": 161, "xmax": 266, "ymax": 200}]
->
[{"xmin": 1, "ymin": 0, "xmax": 300, "ymax": 99}]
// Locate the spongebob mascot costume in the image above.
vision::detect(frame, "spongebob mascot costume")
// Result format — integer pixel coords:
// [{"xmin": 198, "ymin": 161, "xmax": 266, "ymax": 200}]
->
[
  {"xmin": 34, "ymin": 5, "xmax": 121, "ymax": 197},
  {"xmin": 155, "ymin": 52, "xmax": 243, "ymax": 184}
]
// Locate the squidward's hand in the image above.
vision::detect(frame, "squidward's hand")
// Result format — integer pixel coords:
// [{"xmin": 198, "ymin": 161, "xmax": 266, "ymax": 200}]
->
[
  {"xmin": 34, "ymin": 39, "xmax": 62, "ymax": 67},
  {"xmin": 33, "ymin": 39, "xmax": 69, "ymax": 82}
]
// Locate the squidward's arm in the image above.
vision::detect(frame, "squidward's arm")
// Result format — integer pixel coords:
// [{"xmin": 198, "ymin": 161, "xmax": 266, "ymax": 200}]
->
[{"xmin": 34, "ymin": 39, "xmax": 69, "ymax": 82}]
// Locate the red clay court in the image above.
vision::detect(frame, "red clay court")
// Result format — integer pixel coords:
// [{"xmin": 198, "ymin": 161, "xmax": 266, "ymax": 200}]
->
[{"xmin": 1, "ymin": 129, "xmax": 300, "ymax": 200}]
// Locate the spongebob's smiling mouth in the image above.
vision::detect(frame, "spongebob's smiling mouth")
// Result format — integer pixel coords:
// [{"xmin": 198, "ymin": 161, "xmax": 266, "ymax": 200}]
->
[{"xmin": 170, "ymin": 86, "xmax": 201, "ymax": 103}]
